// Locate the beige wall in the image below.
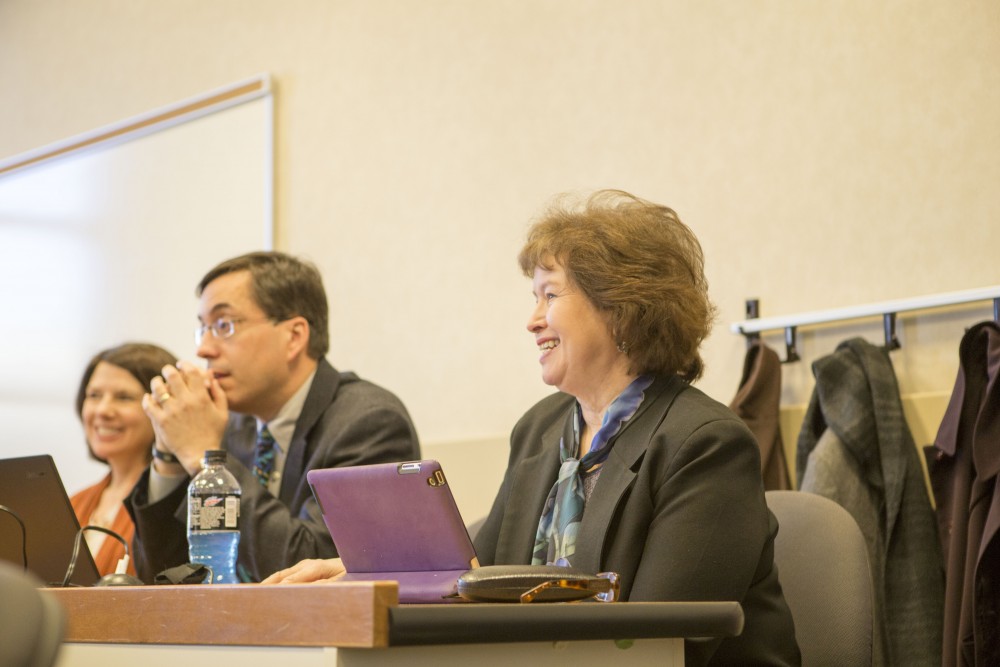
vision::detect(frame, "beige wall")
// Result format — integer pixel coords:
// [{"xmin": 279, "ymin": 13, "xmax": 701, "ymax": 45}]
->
[{"xmin": 2, "ymin": 1, "xmax": 998, "ymax": 518}]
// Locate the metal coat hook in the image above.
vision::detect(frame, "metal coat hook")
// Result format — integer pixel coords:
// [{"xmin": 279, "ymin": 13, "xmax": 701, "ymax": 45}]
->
[
  {"xmin": 883, "ymin": 312, "xmax": 901, "ymax": 350},
  {"xmin": 783, "ymin": 326, "xmax": 800, "ymax": 364},
  {"xmin": 744, "ymin": 298, "xmax": 761, "ymax": 346}
]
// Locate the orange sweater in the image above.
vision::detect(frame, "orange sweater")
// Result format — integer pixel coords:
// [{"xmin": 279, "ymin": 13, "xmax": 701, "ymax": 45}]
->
[{"xmin": 70, "ymin": 474, "xmax": 138, "ymax": 577}]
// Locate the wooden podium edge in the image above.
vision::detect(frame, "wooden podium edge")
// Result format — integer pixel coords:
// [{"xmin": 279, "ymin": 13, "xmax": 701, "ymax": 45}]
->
[{"xmin": 45, "ymin": 581, "xmax": 398, "ymax": 648}]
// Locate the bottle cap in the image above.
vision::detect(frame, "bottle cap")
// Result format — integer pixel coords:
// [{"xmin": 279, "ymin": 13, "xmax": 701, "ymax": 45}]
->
[{"xmin": 203, "ymin": 449, "xmax": 227, "ymax": 465}]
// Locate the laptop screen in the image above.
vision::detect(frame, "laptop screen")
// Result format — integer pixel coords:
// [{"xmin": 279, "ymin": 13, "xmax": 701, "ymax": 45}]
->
[{"xmin": 0, "ymin": 455, "xmax": 101, "ymax": 586}]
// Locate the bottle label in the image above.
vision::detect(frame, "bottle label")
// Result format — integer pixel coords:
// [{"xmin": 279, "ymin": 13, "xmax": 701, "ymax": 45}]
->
[{"xmin": 190, "ymin": 494, "xmax": 240, "ymax": 531}]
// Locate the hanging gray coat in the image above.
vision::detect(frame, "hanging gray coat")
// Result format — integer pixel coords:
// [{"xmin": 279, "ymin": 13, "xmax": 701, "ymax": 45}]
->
[{"xmin": 797, "ymin": 337, "xmax": 944, "ymax": 667}]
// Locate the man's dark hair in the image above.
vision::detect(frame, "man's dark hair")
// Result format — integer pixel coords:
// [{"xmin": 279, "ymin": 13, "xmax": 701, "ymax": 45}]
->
[{"xmin": 198, "ymin": 251, "xmax": 329, "ymax": 359}]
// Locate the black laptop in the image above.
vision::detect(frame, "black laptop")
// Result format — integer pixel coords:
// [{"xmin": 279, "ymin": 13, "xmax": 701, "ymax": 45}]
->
[{"xmin": 0, "ymin": 455, "xmax": 101, "ymax": 586}]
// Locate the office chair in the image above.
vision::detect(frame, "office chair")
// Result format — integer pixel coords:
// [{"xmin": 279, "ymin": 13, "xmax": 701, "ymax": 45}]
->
[
  {"xmin": 766, "ymin": 490, "xmax": 873, "ymax": 667},
  {"xmin": 0, "ymin": 561, "xmax": 66, "ymax": 667}
]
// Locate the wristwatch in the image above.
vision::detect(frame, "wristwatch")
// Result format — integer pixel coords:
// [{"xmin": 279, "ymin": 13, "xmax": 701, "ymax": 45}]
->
[{"xmin": 152, "ymin": 445, "xmax": 180, "ymax": 464}]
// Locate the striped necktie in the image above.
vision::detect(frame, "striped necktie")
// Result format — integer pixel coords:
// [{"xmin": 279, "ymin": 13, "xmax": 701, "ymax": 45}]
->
[{"xmin": 252, "ymin": 425, "xmax": 276, "ymax": 488}]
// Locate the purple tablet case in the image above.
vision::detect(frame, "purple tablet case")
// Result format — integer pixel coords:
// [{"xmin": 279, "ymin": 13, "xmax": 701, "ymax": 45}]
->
[{"xmin": 307, "ymin": 460, "xmax": 478, "ymax": 603}]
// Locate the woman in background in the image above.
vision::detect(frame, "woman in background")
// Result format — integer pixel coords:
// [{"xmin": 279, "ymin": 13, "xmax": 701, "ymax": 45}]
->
[
  {"xmin": 71, "ymin": 342, "xmax": 177, "ymax": 576},
  {"xmin": 266, "ymin": 190, "xmax": 800, "ymax": 665}
]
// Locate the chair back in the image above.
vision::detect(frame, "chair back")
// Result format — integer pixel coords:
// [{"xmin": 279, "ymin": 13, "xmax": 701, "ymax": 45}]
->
[
  {"xmin": 766, "ymin": 490, "xmax": 873, "ymax": 667},
  {"xmin": 0, "ymin": 561, "xmax": 66, "ymax": 667}
]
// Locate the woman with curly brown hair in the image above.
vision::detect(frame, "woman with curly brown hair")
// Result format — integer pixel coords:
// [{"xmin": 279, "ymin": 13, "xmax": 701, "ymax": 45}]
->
[
  {"xmin": 475, "ymin": 190, "xmax": 799, "ymax": 665},
  {"xmin": 266, "ymin": 190, "xmax": 799, "ymax": 665}
]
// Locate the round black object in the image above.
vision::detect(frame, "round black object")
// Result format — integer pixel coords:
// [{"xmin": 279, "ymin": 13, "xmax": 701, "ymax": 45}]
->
[{"xmin": 94, "ymin": 572, "xmax": 144, "ymax": 586}]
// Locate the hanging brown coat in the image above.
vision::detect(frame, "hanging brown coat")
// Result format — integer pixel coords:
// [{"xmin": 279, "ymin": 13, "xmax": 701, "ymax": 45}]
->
[
  {"xmin": 729, "ymin": 340, "xmax": 792, "ymax": 490},
  {"xmin": 926, "ymin": 320, "xmax": 1000, "ymax": 667}
]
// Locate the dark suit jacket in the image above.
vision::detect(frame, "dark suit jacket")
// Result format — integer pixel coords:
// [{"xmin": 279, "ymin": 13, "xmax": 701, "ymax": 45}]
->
[
  {"xmin": 126, "ymin": 358, "xmax": 421, "ymax": 583},
  {"xmin": 474, "ymin": 375, "xmax": 800, "ymax": 667},
  {"xmin": 926, "ymin": 321, "xmax": 1000, "ymax": 667}
]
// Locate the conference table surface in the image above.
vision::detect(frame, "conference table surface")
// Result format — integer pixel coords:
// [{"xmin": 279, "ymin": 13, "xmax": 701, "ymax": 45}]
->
[{"xmin": 46, "ymin": 582, "xmax": 743, "ymax": 666}]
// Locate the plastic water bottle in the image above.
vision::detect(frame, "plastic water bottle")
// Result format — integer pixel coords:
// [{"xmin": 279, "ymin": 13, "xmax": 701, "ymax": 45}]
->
[{"xmin": 188, "ymin": 449, "xmax": 241, "ymax": 584}]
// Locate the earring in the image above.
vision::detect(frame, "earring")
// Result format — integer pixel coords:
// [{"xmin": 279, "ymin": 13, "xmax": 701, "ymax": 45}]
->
[{"xmin": 617, "ymin": 341, "xmax": 628, "ymax": 354}]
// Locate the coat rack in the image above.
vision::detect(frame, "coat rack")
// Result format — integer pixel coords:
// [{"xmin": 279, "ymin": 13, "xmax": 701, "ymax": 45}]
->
[{"xmin": 731, "ymin": 285, "xmax": 1000, "ymax": 363}]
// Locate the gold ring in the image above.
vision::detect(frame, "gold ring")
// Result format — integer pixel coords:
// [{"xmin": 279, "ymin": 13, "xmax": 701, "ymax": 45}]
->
[{"xmin": 157, "ymin": 392, "xmax": 173, "ymax": 405}]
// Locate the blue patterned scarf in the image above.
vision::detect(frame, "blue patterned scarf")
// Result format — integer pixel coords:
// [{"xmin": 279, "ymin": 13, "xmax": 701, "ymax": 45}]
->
[{"xmin": 532, "ymin": 375, "xmax": 653, "ymax": 566}]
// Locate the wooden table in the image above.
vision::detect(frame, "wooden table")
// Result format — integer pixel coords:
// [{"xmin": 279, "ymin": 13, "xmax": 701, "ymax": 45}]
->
[{"xmin": 46, "ymin": 582, "xmax": 743, "ymax": 666}]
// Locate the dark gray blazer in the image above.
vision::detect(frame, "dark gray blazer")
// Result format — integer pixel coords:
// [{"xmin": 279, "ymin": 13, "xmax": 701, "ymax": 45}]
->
[
  {"xmin": 126, "ymin": 358, "xmax": 420, "ymax": 583},
  {"xmin": 474, "ymin": 375, "xmax": 800, "ymax": 667}
]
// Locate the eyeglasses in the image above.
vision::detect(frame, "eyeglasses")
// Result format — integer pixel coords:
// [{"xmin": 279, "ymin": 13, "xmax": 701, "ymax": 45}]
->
[
  {"xmin": 194, "ymin": 317, "xmax": 273, "ymax": 346},
  {"xmin": 519, "ymin": 571, "xmax": 620, "ymax": 603}
]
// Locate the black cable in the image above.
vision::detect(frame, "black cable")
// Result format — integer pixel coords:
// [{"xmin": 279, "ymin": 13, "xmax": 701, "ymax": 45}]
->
[
  {"xmin": 0, "ymin": 504, "xmax": 28, "ymax": 572},
  {"xmin": 60, "ymin": 524, "xmax": 130, "ymax": 588}
]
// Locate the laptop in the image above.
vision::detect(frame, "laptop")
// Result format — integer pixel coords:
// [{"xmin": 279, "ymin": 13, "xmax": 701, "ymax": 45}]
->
[
  {"xmin": 307, "ymin": 460, "xmax": 478, "ymax": 602},
  {"xmin": 0, "ymin": 455, "xmax": 101, "ymax": 587}
]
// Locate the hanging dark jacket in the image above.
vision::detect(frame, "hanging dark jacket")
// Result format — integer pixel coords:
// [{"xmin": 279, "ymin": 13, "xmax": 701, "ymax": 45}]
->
[{"xmin": 925, "ymin": 321, "xmax": 1000, "ymax": 667}]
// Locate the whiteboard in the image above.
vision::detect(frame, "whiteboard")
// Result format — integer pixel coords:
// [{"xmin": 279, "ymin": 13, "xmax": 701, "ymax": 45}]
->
[{"xmin": 0, "ymin": 78, "xmax": 273, "ymax": 495}]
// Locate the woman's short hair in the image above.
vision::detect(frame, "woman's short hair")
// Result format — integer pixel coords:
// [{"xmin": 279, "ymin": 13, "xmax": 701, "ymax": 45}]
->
[
  {"xmin": 197, "ymin": 251, "xmax": 330, "ymax": 360},
  {"xmin": 518, "ymin": 189, "xmax": 716, "ymax": 382},
  {"xmin": 75, "ymin": 342, "xmax": 178, "ymax": 462}
]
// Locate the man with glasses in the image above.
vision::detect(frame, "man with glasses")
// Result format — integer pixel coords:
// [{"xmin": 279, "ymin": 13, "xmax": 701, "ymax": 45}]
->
[{"xmin": 125, "ymin": 251, "xmax": 420, "ymax": 583}]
